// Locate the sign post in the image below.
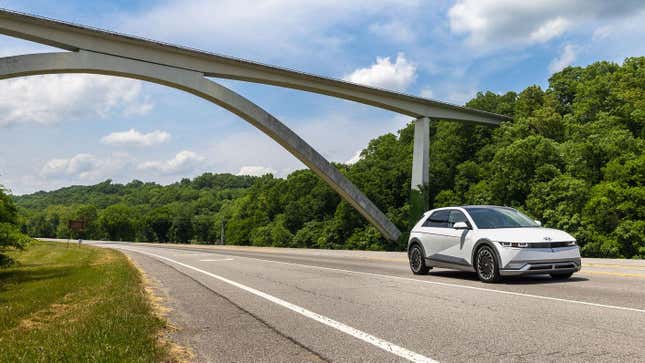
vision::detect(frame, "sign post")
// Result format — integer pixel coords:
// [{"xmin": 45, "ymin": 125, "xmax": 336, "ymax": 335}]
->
[{"xmin": 68, "ymin": 219, "xmax": 86, "ymax": 247}]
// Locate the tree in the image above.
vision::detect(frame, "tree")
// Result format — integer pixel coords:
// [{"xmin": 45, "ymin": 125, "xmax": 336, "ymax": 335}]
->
[
  {"xmin": 98, "ymin": 204, "xmax": 135, "ymax": 241},
  {"xmin": 170, "ymin": 207, "xmax": 193, "ymax": 244},
  {"xmin": 147, "ymin": 207, "xmax": 173, "ymax": 242},
  {"xmin": 0, "ymin": 187, "xmax": 31, "ymax": 266}
]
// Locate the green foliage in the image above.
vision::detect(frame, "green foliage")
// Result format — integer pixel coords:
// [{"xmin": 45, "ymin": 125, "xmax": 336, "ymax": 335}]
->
[
  {"xmin": 98, "ymin": 204, "xmax": 135, "ymax": 241},
  {"xmin": 10, "ymin": 57, "xmax": 645, "ymax": 257},
  {"xmin": 0, "ymin": 187, "xmax": 31, "ymax": 266}
]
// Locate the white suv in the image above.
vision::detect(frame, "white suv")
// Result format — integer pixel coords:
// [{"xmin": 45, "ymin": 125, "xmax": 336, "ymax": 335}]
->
[{"xmin": 407, "ymin": 205, "xmax": 581, "ymax": 282}]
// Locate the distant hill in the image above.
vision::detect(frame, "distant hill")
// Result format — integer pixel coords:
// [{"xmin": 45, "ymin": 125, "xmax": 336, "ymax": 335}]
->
[{"xmin": 14, "ymin": 173, "xmax": 257, "ymax": 211}]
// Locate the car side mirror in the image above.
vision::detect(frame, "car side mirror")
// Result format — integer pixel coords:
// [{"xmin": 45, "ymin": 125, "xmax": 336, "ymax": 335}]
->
[
  {"xmin": 535, "ymin": 220, "xmax": 542, "ymax": 226},
  {"xmin": 453, "ymin": 221, "xmax": 469, "ymax": 230}
]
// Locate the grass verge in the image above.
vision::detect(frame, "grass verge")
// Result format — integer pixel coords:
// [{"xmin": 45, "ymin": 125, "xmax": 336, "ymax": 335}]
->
[{"xmin": 0, "ymin": 241, "xmax": 174, "ymax": 362}]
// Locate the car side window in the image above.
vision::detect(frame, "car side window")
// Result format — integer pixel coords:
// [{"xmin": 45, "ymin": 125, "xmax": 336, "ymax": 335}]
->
[
  {"xmin": 448, "ymin": 210, "xmax": 469, "ymax": 228},
  {"xmin": 423, "ymin": 210, "xmax": 450, "ymax": 228}
]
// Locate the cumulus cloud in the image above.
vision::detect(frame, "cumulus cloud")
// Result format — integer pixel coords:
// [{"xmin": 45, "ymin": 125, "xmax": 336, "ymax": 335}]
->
[
  {"xmin": 343, "ymin": 53, "xmax": 417, "ymax": 91},
  {"xmin": 41, "ymin": 153, "xmax": 132, "ymax": 180},
  {"xmin": 237, "ymin": 166, "xmax": 276, "ymax": 176},
  {"xmin": 101, "ymin": 129, "xmax": 170, "ymax": 147},
  {"xmin": 549, "ymin": 44, "xmax": 578, "ymax": 73},
  {"xmin": 0, "ymin": 74, "xmax": 153, "ymax": 127},
  {"xmin": 448, "ymin": 0, "xmax": 645, "ymax": 49},
  {"xmin": 138, "ymin": 150, "xmax": 205, "ymax": 175}
]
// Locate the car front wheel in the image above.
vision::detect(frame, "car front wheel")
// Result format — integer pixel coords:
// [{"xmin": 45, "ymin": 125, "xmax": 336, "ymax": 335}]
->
[
  {"xmin": 476, "ymin": 246, "xmax": 501, "ymax": 283},
  {"xmin": 408, "ymin": 244, "xmax": 430, "ymax": 275}
]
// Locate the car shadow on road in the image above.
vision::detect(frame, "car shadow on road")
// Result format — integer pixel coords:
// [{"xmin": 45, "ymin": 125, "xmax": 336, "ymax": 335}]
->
[{"xmin": 428, "ymin": 270, "xmax": 589, "ymax": 284}]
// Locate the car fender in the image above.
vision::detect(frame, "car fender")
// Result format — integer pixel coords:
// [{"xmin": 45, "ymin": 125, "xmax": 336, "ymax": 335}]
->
[
  {"xmin": 471, "ymin": 239, "xmax": 502, "ymax": 267},
  {"xmin": 408, "ymin": 238, "xmax": 427, "ymax": 258}
]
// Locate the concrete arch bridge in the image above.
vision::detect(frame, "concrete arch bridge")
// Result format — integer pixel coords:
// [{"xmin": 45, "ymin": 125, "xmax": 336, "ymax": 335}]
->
[{"xmin": 0, "ymin": 9, "xmax": 509, "ymax": 241}]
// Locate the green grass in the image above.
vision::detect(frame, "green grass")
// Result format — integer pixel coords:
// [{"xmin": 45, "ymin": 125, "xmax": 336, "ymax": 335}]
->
[{"xmin": 0, "ymin": 241, "xmax": 171, "ymax": 362}]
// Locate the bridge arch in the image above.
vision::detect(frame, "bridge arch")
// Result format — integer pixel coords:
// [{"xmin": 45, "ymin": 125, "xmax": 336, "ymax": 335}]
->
[{"xmin": 0, "ymin": 50, "xmax": 402, "ymax": 240}]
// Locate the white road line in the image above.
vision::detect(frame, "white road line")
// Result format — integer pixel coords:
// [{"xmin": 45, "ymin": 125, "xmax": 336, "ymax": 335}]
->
[
  {"xmin": 200, "ymin": 258, "xmax": 234, "ymax": 262},
  {"xmin": 118, "ymin": 246, "xmax": 437, "ymax": 363}
]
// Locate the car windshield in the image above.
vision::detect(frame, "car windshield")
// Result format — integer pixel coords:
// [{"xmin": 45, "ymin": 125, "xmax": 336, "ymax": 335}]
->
[{"xmin": 465, "ymin": 207, "xmax": 539, "ymax": 229}]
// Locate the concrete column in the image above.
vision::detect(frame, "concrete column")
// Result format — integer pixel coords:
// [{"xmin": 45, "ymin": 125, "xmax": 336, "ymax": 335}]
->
[
  {"xmin": 410, "ymin": 117, "xmax": 430, "ymax": 224},
  {"xmin": 411, "ymin": 117, "xmax": 430, "ymax": 191}
]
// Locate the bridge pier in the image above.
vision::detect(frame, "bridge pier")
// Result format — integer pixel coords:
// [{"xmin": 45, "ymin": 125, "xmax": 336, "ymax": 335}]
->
[{"xmin": 410, "ymin": 117, "xmax": 430, "ymax": 226}]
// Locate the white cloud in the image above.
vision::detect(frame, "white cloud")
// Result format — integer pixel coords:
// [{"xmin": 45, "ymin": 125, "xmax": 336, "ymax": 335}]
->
[
  {"xmin": 529, "ymin": 17, "xmax": 569, "ymax": 43},
  {"xmin": 549, "ymin": 44, "xmax": 577, "ymax": 73},
  {"xmin": 448, "ymin": 0, "xmax": 645, "ymax": 49},
  {"xmin": 369, "ymin": 21, "xmax": 416, "ymax": 43},
  {"xmin": 41, "ymin": 153, "xmax": 132, "ymax": 180},
  {"xmin": 592, "ymin": 25, "xmax": 612, "ymax": 41},
  {"xmin": 237, "ymin": 166, "xmax": 276, "ymax": 176},
  {"xmin": 101, "ymin": 129, "xmax": 171, "ymax": 147},
  {"xmin": 138, "ymin": 150, "xmax": 205, "ymax": 175},
  {"xmin": 346, "ymin": 150, "xmax": 363, "ymax": 164},
  {"xmin": 343, "ymin": 53, "xmax": 417, "ymax": 91},
  {"xmin": 0, "ymin": 74, "xmax": 153, "ymax": 127},
  {"xmin": 119, "ymin": 0, "xmax": 421, "ymax": 64}
]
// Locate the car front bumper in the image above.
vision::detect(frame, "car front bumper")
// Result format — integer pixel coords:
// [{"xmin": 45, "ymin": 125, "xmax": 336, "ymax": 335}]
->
[
  {"xmin": 500, "ymin": 257, "xmax": 581, "ymax": 276},
  {"xmin": 496, "ymin": 244, "xmax": 582, "ymax": 276}
]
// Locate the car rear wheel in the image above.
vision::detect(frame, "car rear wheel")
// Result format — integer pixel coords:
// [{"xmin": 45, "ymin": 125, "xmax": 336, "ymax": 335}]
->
[
  {"xmin": 408, "ymin": 244, "xmax": 430, "ymax": 275},
  {"xmin": 476, "ymin": 246, "xmax": 501, "ymax": 283},
  {"xmin": 550, "ymin": 272, "xmax": 574, "ymax": 280}
]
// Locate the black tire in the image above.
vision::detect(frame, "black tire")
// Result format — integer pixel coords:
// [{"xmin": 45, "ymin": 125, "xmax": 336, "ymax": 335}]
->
[
  {"xmin": 408, "ymin": 244, "xmax": 430, "ymax": 275},
  {"xmin": 475, "ymin": 246, "xmax": 501, "ymax": 283},
  {"xmin": 550, "ymin": 272, "xmax": 574, "ymax": 280}
]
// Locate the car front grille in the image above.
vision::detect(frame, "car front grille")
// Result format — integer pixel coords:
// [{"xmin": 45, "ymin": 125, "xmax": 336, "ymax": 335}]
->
[
  {"xmin": 528, "ymin": 262, "xmax": 578, "ymax": 271},
  {"xmin": 526, "ymin": 242, "xmax": 571, "ymax": 248}
]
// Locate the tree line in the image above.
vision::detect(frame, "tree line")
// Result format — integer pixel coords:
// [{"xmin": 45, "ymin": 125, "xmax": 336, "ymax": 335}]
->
[{"xmin": 9, "ymin": 57, "xmax": 645, "ymax": 258}]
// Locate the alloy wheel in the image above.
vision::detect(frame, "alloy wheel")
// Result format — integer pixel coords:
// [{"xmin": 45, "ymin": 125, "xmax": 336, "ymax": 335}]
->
[
  {"xmin": 410, "ymin": 247, "xmax": 422, "ymax": 272},
  {"xmin": 477, "ymin": 248, "xmax": 495, "ymax": 281}
]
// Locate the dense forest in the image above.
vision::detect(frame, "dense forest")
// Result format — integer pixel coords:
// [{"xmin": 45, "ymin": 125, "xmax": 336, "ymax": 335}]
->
[{"xmin": 9, "ymin": 57, "xmax": 645, "ymax": 258}]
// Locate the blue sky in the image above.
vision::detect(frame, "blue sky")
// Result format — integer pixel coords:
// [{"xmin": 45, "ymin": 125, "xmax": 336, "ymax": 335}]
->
[{"xmin": 1, "ymin": 0, "xmax": 644, "ymax": 194}]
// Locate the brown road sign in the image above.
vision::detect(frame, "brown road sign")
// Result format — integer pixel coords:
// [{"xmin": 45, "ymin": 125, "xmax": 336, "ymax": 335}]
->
[{"xmin": 68, "ymin": 220, "xmax": 86, "ymax": 232}]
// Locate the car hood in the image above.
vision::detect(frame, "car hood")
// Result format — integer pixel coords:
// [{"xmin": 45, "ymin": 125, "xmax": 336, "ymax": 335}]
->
[{"xmin": 477, "ymin": 227, "xmax": 575, "ymax": 243}]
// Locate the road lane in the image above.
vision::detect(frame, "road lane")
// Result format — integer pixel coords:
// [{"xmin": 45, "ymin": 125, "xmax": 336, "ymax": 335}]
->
[
  {"xmin": 102, "ymin": 242, "xmax": 645, "ymax": 311},
  {"xmin": 86, "ymin": 241, "xmax": 645, "ymax": 362}
]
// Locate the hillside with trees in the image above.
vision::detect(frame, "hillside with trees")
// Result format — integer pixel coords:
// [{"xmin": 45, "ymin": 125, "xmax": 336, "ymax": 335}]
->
[{"xmin": 12, "ymin": 57, "xmax": 645, "ymax": 258}]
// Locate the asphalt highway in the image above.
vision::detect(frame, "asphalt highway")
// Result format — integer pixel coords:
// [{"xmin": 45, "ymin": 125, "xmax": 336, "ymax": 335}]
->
[{"xmin": 55, "ymin": 240, "xmax": 645, "ymax": 362}]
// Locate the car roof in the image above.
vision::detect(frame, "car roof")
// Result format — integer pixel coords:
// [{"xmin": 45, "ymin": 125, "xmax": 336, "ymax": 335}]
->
[{"xmin": 424, "ymin": 205, "xmax": 513, "ymax": 214}]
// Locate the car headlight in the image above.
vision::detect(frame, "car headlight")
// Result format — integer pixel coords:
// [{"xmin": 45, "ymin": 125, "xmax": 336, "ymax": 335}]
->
[
  {"xmin": 567, "ymin": 240, "xmax": 577, "ymax": 246},
  {"xmin": 499, "ymin": 241, "xmax": 530, "ymax": 248}
]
